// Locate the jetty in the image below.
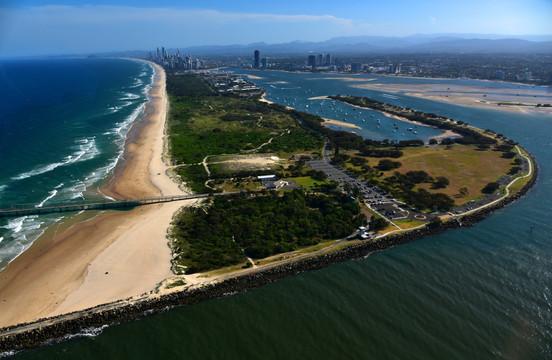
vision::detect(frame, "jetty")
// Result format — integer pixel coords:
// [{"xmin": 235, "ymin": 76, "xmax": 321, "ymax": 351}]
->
[{"xmin": 0, "ymin": 192, "xmax": 242, "ymax": 218}]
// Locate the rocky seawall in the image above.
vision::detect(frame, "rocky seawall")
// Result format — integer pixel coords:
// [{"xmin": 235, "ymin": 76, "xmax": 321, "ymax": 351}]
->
[{"xmin": 0, "ymin": 152, "xmax": 538, "ymax": 355}]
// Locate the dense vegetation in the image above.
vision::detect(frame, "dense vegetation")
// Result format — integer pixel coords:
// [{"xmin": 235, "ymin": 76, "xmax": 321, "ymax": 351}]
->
[
  {"xmin": 381, "ymin": 171, "xmax": 455, "ymax": 211},
  {"xmin": 171, "ymin": 190, "xmax": 364, "ymax": 273},
  {"xmin": 482, "ymin": 182, "xmax": 500, "ymax": 194},
  {"xmin": 167, "ymin": 74, "xmax": 323, "ymax": 190},
  {"xmin": 166, "ymin": 74, "xmax": 215, "ymax": 97}
]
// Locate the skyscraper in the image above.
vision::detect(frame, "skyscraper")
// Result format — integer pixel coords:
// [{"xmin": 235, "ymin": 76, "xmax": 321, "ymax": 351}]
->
[
  {"xmin": 254, "ymin": 50, "xmax": 260, "ymax": 69},
  {"xmin": 307, "ymin": 55, "xmax": 317, "ymax": 70},
  {"xmin": 325, "ymin": 53, "xmax": 332, "ymax": 66},
  {"xmin": 261, "ymin": 57, "xmax": 267, "ymax": 69}
]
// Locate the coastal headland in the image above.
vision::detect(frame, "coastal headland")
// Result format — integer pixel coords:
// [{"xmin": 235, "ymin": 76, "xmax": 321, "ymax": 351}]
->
[{"xmin": 0, "ymin": 69, "xmax": 539, "ymax": 353}]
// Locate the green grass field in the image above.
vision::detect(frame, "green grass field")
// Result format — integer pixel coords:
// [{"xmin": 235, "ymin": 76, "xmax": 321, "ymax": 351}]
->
[
  {"xmin": 286, "ymin": 176, "xmax": 329, "ymax": 190},
  {"xmin": 346, "ymin": 144, "xmax": 513, "ymax": 205}
]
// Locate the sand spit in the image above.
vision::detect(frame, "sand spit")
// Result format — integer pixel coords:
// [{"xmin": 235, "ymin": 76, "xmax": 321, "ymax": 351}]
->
[
  {"xmin": 351, "ymin": 82, "xmax": 552, "ymax": 114},
  {"xmin": 322, "ymin": 118, "xmax": 361, "ymax": 129}
]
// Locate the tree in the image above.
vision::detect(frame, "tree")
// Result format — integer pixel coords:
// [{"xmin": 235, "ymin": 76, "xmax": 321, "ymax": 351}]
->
[
  {"xmin": 482, "ymin": 182, "xmax": 500, "ymax": 194},
  {"xmin": 432, "ymin": 176, "xmax": 450, "ymax": 189},
  {"xmin": 377, "ymin": 159, "xmax": 402, "ymax": 171},
  {"xmin": 369, "ymin": 216, "xmax": 388, "ymax": 231}
]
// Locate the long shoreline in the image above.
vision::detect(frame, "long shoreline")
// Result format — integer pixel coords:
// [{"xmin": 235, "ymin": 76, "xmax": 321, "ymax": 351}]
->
[
  {"xmin": 0, "ymin": 148, "xmax": 538, "ymax": 353},
  {"xmin": 0, "ymin": 66, "xmax": 540, "ymax": 353},
  {"xmin": 0, "ymin": 60, "xmax": 188, "ymax": 328}
]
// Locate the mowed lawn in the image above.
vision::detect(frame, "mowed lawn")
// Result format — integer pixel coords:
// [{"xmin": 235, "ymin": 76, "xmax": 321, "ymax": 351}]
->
[{"xmin": 364, "ymin": 145, "xmax": 513, "ymax": 204}]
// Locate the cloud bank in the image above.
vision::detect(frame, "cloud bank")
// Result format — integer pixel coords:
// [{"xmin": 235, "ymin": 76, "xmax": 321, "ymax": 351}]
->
[{"xmin": 0, "ymin": 5, "xmax": 371, "ymax": 56}]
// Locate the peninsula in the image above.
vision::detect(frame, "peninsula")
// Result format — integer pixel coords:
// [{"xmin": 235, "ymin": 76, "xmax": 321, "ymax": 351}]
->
[{"xmin": 0, "ymin": 68, "xmax": 537, "ymax": 353}]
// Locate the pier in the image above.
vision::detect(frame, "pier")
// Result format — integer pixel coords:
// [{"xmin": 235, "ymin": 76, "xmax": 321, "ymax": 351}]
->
[{"xmin": 0, "ymin": 192, "xmax": 242, "ymax": 218}]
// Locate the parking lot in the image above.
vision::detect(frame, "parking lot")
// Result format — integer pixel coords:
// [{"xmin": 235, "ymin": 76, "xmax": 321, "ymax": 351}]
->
[{"xmin": 308, "ymin": 159, "xmax": 410, "ymax": 220}]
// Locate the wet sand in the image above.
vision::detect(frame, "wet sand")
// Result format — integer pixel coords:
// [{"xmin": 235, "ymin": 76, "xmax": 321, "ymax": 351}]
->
[
  {"xmin": 0, "ymin": 61, "xmax": 190, "ymax": 327},
  {"xmin": 323, "ymin": 118, "xmax": 361, "ymax": 129}
]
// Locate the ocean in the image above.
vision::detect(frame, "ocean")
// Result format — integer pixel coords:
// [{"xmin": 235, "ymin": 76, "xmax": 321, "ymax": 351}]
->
[
  {"xmin": 0, "ymin": 58, "xmax": 154, "ymax": 269},
  {"xmin": 6, "ymin": 67, "xmax": 552, "ymax": 359}
]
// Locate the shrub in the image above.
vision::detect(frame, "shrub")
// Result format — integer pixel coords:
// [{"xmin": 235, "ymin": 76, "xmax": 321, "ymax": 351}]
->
[
  {"xmin": 481, "ymin": 182, "xmax": 500, "ymax": 194},
  {"xmin": 377, "ymin": 159, "xmax": 402, "ymax": 171}
]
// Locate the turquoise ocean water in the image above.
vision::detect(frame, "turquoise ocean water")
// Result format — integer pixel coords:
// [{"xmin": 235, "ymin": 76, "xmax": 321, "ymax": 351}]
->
[
  {"xmin": 0, "ymin": 58, "xmax": 154, "ymax": 269},
  {"xmin": 5, "ymin": 67, "xmax": 552, "ymax": 359}
]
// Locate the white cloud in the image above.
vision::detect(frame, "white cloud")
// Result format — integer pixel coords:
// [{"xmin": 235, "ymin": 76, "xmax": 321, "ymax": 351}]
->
[
  {"xmin": 0, "ymin": 5, "xmax": 372, "ymax": 56},
  {"xmin": 18, "ymin": 5, "xmax": 356, "ymax": 25}
]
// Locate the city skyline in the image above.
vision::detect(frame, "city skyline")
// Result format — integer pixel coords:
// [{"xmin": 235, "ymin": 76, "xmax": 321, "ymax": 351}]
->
[{"xmin": 1, "ymin": 0, "xmax": 551, "ymax": 56}]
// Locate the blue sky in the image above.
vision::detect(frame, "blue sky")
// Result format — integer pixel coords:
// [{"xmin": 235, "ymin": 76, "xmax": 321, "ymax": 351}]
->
[{"xmin": 1, "ymin": 0, "xmax": 551, "ymax": 56}]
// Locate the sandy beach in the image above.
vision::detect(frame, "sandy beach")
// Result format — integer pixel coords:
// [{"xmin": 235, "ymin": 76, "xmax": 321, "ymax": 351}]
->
[
  {"xmin": 350, "ymin": 82, "xmax": 552, "ymax": 113},
  {"xmin": 0, "ymin": 61, "xmax": 190, "ymax": 327},
  {"xmin": 322, "ymin": 118, "xmax": 361, "ymax": 129}
]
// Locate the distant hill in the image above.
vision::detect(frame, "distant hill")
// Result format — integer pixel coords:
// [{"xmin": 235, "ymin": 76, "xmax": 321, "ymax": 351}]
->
[
  {"xmin": 174, "ymin": 35, "xmax": 552, "ymax": 56},
  {"xmin": 100, "ymin": 34, "xmax": 552, "ymax": 58}
]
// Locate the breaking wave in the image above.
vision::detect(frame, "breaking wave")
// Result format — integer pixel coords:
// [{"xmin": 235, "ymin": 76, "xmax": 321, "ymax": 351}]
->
[
  {"xmin": 11, "ymin": 137, "xmax": 100, "ymax": 181},
  {"xmin": 35, "ymin": 183, "xmax": 64, "ymax": 208}
]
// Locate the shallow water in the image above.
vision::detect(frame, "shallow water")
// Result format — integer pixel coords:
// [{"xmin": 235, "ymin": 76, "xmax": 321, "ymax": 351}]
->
[
  {"xmin": 0, "ymin": 58, "xmax": 153, "ymax": 269},
  {"xmin": 11, "ymin": 69, "xmax": 552, "ymax": 359}
]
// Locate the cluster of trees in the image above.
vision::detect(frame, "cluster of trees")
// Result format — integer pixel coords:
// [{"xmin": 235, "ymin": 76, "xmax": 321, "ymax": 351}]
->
[
  {"xmin": 167, "ymin": 74, "xmax": 215, "ymax": 97},
  {"xmin": 369, "ymin": 215, "xmax": 388, "ymax": 231},
  {"xmin": 387, "ymin": 170, "xmax": 450, "ymax": 190},
  {"xmin": 482, "ymin": 182, "xmax": 500, "ymax": 194},
  {"xmin": 382, "ymin": 171, "xmax": 454, "ymax": 211},
  {"xmin": 508, "ymin": 166, "xmax": 521, "ymax": 175},
  {"xmin": 377, "ymin": 159, "xmax": 402, "ymax": 171},
  {"xmin": 171, "ymin": 191, "xmax": 364, "ymax": 273}
]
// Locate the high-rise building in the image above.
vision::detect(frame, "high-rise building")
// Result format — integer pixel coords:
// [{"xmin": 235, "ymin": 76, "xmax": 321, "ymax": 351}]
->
[
  {"xmin": 253, "ymin": 50, "xmax": 260, "ymax": 69},
  {"xmin": 325, "ymin": 54, "xmax": 332, "ymax": 66},
  {"xmin": 261, "ymin": 57, "xmax": 267, "ymax": 69},
  {"xmin": 396, "ymin": 64, "xmax": 402, "ymax": 74},
  {"xmin": 351, "ymin": 63, "xmax": 362, "ymax": 73},
  {"xmin": 317, "ymin": 54, "xmax": 323, "ymax": 67},
  {"xmin": 307, "ymin": 55, "xmax": 317, "ymax": 70}
]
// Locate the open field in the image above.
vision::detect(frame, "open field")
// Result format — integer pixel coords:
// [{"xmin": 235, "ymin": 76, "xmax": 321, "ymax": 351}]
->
[
  {"xmin": 345, "ymin": 144, "xmax": 514, "ymax": 205},
  {"xmin": 285, "ymin": 176, "xmax": 330, "ymax": 190},
  {"xmin": 208, "ymin": 154, "xmax": 283, "ymax": 176}
]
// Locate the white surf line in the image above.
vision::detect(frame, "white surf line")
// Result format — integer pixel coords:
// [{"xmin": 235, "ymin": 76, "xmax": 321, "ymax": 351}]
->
[{"xmin": 452, "ymin": 145, "xmax": 533, "ymax": 218}]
